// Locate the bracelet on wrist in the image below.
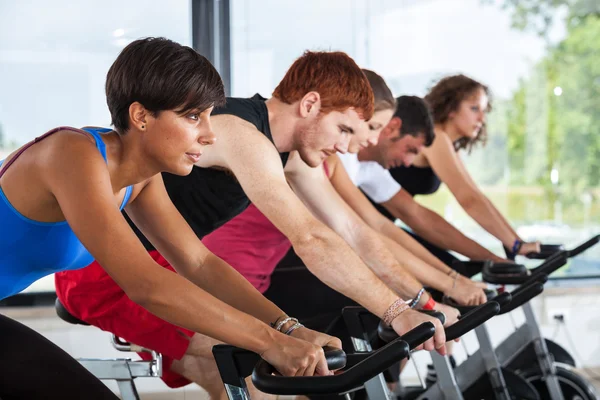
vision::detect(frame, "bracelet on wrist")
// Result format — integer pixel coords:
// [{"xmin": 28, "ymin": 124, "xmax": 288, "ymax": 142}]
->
[
  {"xmin": 451, "ymin": 271, "xmax": 459, "ymax": 290},
  {"xmin": 383, "ymin": 298, "xmax": 410, "ymax": 326},
  {"xmin": 270, "ymin": 315, "xmax": 288, "ymax": 329},
  {"xmin": 511, "ymin": 239, "xmax": 523, "ymax": 255},
  {"xmin": 284, "ymin": 322, "xmax": 304, "ymax": 336},
  {"xmin": 421, "ymin": 296, "xmax": 436, "ymax": 311},
  {"xmin": 274, "ymin": 317, "xmax": 299, "ymax": 333},
  {"xmin": 409, "ymin": 288, "xmax": 426, "ymax": 309}
]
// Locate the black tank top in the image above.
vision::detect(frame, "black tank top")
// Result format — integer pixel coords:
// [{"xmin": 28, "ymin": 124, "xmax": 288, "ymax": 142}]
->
[
  {"xmin": 128, "ymin": 94, "xmax": 290, "ymax": 249},
  {"xmin": 389, "ymin": 165, "xmax": 442, "ymax": 196},
  {"xmin": 366, "ymin": 165, "xmax": 442, "ymax": 222}
]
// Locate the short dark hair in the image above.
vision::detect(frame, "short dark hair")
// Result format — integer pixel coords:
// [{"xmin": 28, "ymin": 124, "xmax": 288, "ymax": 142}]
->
[
  {"xmin": 106, "ymin": 37, "xmax": 225, "ymax": 133},
  {"xmin": 395, "ymin": 96, "xmax": 434, "ymax": 146}
]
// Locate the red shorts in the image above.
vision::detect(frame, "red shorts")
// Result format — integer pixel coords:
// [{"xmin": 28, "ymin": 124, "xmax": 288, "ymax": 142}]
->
[{"xmin": 55, "ymin": 251, "xmax": 195, "ymax": 388}]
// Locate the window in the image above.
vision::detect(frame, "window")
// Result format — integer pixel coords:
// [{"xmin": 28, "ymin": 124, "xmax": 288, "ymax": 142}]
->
[
  {"xmin": 230, "ymin": 0, "xmax": 600, "ymax": 279},
  {"xmin": 0, "ymin": 0, "xmax": 191, "ymax": 297}
]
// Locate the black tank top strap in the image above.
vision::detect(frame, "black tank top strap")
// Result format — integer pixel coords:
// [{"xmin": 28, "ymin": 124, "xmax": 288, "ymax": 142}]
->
[{"xmin": 212, "ymin": 94, "xmax": 289, "ymax": 166}]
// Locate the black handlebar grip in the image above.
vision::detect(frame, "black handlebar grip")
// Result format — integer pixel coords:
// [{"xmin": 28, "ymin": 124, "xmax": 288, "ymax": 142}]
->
[
  {"xmin": 419, "ymin": 309, "xmax": 446, "ymax": 325},
  {"xmin": 252, "ymin": 338, "xmax": 410, "ymax": 395},
  {"xmin": 499, "ymin": 281, "xmax": 544, "ymax": 314},
  {"xmin": 321, "ymin": 346, "xmax": 347, "ymax": 371},
  {"xmin": 490, "ymin": 292, "xmax": 512, "ymax": 308},
  {"xmin": 530, "ymin": 251, "xmax": 568, "ymax": 280},
  {"xmin": 482, "ymin": 262, "xmax": 529, "ymax": 284},
  {"xmin": 568, "ymin": 235, "xmax": 600, "ymax": 258},
  {"xmin": 377, "ymin": 321, "xmax": 436, "ymax": 347},
  {"xmin": 527, "ymin": 244, "xmax": 565, "ymax": 259},
  {"xmin": 444, "ymin": 301, "xmax": 500, "ymax": 341}
]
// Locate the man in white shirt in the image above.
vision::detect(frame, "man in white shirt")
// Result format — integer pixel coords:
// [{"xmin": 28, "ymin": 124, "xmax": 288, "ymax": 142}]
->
[
  {"xmin": 338, "ymin": 96, "xmax": 507, "ymax": 266},
  {"xmin": 337, "ymin": 152, "xmax": 401, "ymax": 204}
]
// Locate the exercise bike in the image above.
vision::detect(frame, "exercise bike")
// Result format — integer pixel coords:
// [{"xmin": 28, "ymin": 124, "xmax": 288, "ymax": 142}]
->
[
  {"xmin": 484, "ymin": 235, "xmax": 600, "ymax": 400},
  {"xmin": 54, "ymin": 299, "xmax": 162, "ymax": 400},
  {"xmin": 214, "ymin": 322, "xmax": 436, "ymax": 399},
  {"xmin": 343, "ymin": 299, "xmax": 502, "ymax": 399}
]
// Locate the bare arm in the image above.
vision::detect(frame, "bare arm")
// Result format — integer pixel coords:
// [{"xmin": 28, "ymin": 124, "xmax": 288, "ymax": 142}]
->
[
  {"xmin": 125, "ymin": 173, "xmax": 285, "ymax": 326},
  {"xmin": 382, "ymin": 189, "xmax": 506, "ymax": 262},
  {"xmin": 327, "ymin": 155, "xmax": 455, "ymax": 274},
  {"xmin": 423, "ymin": 132, "xmax": 518, "ymax": 248},
  {"xmin": 213, "ymin": 137, "xmax": 396, "ymax": 317},
  {"xmin": 44, "ymin": 138, "xmax": 279, "ymax": 355},
  {"xmin": 126, "ymin": 172, "xmax": 342, "ymax": 357},
  {"xmin": 204, "ymin": 117, "xmax": 446, "ymax": 351},
  {"xmin": 285, "ymin": 153, "xmax": 426, "ymax": 302},
  {"xmin": 326, "ymin": 155, "xmax": 486, "ymax": 305}
]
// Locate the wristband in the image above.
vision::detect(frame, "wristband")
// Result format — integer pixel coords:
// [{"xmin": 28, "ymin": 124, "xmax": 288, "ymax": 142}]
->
[
  {"xmin": 511, "ymin": 239, "xmax": 523, "ymax": 255},
  {"xmin": 421, "ymin": 296, "xmax": 436, "ymax": 311},
  {"xmin": 383, "ymin": 298, "xmax": 410, "ymax": 326}
]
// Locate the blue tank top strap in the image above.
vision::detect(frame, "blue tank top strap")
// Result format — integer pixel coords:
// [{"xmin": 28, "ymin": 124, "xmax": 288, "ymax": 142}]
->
[
  {"xmin": 79, "ymin": 128, "xmax": 132, "ymax": 209},
  {"xmin": 120, "ymin": 185, "xmax": 133, "ymax": 209},
  {"xmin": 81, "ymin": 127, "xmax": 111, "ymax": 163}
]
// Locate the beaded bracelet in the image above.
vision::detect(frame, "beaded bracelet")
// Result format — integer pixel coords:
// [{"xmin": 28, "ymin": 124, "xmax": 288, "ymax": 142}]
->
[
  {"xmin": 383, "ymin": 298, "xmax": 410, "ymax": 326},
  {"xmin": 270, "ymin": 315, "xmax": 287, "ymax": 328},
  {"xmin": 284, "ymin": 322, "xmax": 304, "ymax": 336},
  {"xmin": 274, "ymin": 317, "xmax": 299, "ymax": 333}
]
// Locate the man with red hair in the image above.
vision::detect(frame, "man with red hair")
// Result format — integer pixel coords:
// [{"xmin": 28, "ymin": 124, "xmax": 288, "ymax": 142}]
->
[{"xmin": 56, "ymin": 51, "xmax": 445, "ymax": 397}]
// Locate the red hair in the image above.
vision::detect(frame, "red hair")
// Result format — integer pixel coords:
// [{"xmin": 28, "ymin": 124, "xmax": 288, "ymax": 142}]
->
[{"xmin": 273, "ymin": 51, "xmax": 374, "ymax": 120}]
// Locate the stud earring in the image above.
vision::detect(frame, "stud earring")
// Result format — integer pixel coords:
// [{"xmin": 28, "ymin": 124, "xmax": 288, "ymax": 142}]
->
[{"xmin": 141, "ymin": 125, "xmax": 145, "ymax": 129}]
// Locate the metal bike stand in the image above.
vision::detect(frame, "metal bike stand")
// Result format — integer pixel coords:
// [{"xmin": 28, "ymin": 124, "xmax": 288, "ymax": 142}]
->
[
  {"xmin": 349, "ymin": 335, "xmax": 395, "ymax": 400},
  {"xmin": 495, "ymin": 303, "xmax": 565, "ymax": 400},
  {"xmin": 415, "ymin": 353, "xmax": 464, "ymax": 400},
  {"xmin": 77, "ymin": 335, "xmax": 163, "ymax": 400}
]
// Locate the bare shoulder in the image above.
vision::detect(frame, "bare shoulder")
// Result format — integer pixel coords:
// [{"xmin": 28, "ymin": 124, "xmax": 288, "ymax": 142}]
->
[
  {"xmin": 42, "ymin": 128, "xmax": 105, "ymax": 164},
  {"xmin": 211, "ymin": 113, "xmax": 260, "ymax": 135},
  {"xmin": 126, "ymin": 174, "xmax": 164, "ymax": 205},
  {"xmin": 1, "ymin": 128, "xmax": 96, "ymax": 168},
  {"xmin": 422, "ymin": 129, "xmax": 455, "ymax": 160},
  {"xmin": 0, "ymin": 128, "xmax": 111, "ymax": 206},
  {"xmin": 432, "ymin": 129, "xmax": 455, "ymax": 148},
  {"xmin": 201, "ymin": 114, "xmax": 279, "ymax": 169}
]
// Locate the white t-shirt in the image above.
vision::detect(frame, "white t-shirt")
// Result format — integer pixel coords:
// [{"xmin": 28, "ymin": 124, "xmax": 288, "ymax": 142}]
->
[{"xmin": 337, "ymin": 153, "xmax": 401, "ymax": 203}]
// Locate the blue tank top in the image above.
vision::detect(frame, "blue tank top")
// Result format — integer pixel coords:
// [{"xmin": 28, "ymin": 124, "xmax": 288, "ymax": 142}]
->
[{"xmin": 0, "ymin": 127, "xmax": 133, "ymax": 300}]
